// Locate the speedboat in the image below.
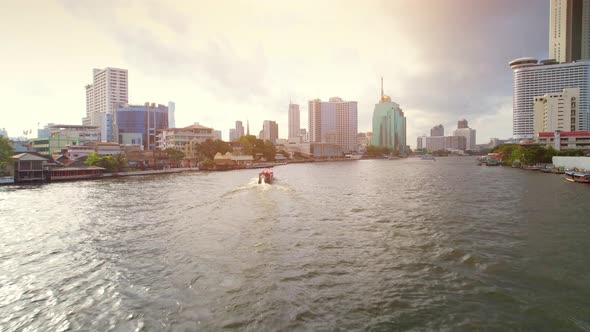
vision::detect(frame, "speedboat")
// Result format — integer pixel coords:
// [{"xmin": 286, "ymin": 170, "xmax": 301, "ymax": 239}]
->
[{"xmin": 258, "ymin": 168, "xmax": 273, "ymax": 184}]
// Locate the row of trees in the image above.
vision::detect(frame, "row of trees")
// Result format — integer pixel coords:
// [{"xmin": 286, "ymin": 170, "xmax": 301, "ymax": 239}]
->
[
  {"xmin": 85, "ymin": 152, "xmax": 128, "ymax": 172},
  {"xmin": 492, "ymin": 144, "xmax": 585, "ymax": 165},
  {"xmin": 237, "ymin": 135, "xmax": 277, "ymax": 161}
]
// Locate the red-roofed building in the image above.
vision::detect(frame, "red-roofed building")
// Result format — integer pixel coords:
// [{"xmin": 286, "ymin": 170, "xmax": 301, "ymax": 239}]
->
[{"xmin": 537, "ymin": 131, "xmax": 590, "ymax": 150}]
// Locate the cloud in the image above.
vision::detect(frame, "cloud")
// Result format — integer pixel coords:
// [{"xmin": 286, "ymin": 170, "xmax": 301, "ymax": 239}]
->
[{"xmin": 49, "ymin": 0, "xmax": 549, "ymax": 144}]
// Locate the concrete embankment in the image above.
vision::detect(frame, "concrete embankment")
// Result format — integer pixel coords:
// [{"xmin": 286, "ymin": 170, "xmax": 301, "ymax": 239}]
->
[{"xmin": 103, "ymin": 168, "xmax": 199, "ymax": 177}]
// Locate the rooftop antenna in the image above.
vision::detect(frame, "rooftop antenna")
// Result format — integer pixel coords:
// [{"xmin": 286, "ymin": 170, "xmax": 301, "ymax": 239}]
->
[{"xmin": 381, "ymin": 76, "xmax": 384, "ymax": 101}]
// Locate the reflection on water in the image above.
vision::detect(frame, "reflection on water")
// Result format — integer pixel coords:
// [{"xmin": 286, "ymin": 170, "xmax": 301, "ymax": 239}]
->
[{"xmin": 1, "ymin": 158, "xmax": 590, "ymax": 331}]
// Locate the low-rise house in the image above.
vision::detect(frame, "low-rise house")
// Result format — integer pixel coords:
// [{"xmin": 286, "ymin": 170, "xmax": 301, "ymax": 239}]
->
[
  {"xmin": 126, "ymin": 150, "xmax": 171, "ymax": 170},
  {"xmin": 7, "ymin": 153, "xmax": 48, "ymax": 182}
]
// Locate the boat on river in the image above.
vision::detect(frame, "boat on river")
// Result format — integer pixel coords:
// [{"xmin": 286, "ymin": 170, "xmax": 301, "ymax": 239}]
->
[
  {"xmin": 420, "ymin": 155, "xmax": 436, "ymax": 161},
  {"xmin": 258, "ymin": 168, "xmax": 273, "ymax": 184},
  {"xmin": 564, "ymin": 171, "xmax": 590, "ymax": 183}
]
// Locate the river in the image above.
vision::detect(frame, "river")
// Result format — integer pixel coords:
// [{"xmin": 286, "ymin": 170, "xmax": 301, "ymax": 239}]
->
[{"xmin": 1, "ymin": 157, "xmax": 590, "ymax": 331}]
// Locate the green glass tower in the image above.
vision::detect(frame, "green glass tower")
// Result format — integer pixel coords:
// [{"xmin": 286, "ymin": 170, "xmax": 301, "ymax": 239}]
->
[{"xmin": 371, "ymin": 78, "xmax": 406, "ymax": 152}]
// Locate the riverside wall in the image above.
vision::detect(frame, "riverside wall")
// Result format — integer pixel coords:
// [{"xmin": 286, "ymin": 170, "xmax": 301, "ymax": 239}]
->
[{"xmin": 552, "ymin": 156, "xmax": 590, "ymax": 170}]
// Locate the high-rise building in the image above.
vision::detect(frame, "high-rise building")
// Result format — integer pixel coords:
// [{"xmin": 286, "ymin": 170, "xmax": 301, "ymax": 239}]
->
[
  {"xmin": 453, "ymin": 127, "xmax": 477, "ymax": 151},
  {"xmin": 229, "ymin": 129, "xmax": 237, "ymax": 142},
  {"xmin": 235, "ymin": 121, "xmax": 245, "ymax": 138},
  {"xmin": 549, "ymin": 0, "xmax": 590, "ymax": 63},
  {"xmin": 430, "ymin": 124, "xmax": 444, "ymax": 137},
  {"xmin": 83, "ymin": 67, "xmax": 128, "ymax": 141},
  {"xmin": 288, "ymin": 103, "xmax": 300, "ymax": 138},
  {"xmin": 168, "ymin": 102, "xmax": 175, "ymax": 129},
  {"xmin": 308, "ymin": 97, "xmax": 358, "ymax": 152},
  {"xmin": 261, "ymin": 120, "xmax": 279, "ymax": 143},
  {"xmin": 371, "ymin": 78, "xmax": 407, "ymax": 152},
  {"xmin": 83, "ymin": 67, "xmax": 129, "ymax": 125},
  {"xmin": 534, "ymin": 88, "xmax": 580, "ymax": 135},
  {"xmin": 509, "ymin": 58, "xmax": 590, "ymax": 138},
  {"xmin": 115, "ymin": 103, "xmax": 168, "ymax": 150},
  {"xmin": 457, "ymin": 119, "xmax": 468, "ymax": 129},
  {"xmin": 0, "ymin": 128, "xmax": 8, "ymax": 137},
  {"xmin": 424, "ymin": 136, "xmax": 466, "ymax": 152}
]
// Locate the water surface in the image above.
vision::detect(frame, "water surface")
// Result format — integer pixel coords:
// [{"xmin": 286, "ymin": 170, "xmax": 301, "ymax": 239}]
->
[{"xmin": 1, "ymin": 157, "xmax": 590, "ymax": 331}]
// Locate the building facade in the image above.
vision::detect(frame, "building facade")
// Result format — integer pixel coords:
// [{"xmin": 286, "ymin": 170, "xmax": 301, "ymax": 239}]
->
[
  {"xmin": 168, "ymin": 101, "xmax": 176, "ymax": 129},
  {"xmin": 288, "ymin": 103, "xmax": 300, "ymax": 139},
  {"xmin": 308, "ymin": 97, "xmax": 358, "ymax": 153},
  {"xmin": 537, "ymin": 130, "xmax": 590, "ymax": 150},
  {"xmin": 371, "ymin": 87, "xmax": 406, "ymax": 152},
  {"xmin": 430, "ymin": 124, "xmax": 444, "ymax": 137},
  {"xmin": 510, "ymin": 58, "xmax": 590, "ymax": 139},
  {"xmin": 156, "ymin": 124, "xmax": 215, "ymax": 151},
  {"xmin": 30, "ymin": 124, "xmax": 101, "ymax": 156},
  {"xmin": 533, "ymin": 87, "xmax": 580, "ymax": 135},
  {"xmin": 261, "ymin": 120, "xmax": 279, "ymax": 143},
  {"xmin": 549, "ymin": 0, "xmax": 590, "ymax": 63},
  {"xmin": 424, "ymin": 136, "xmax": 466, "ymax": 152},
  {"xmin": 457, "ymin": 119, "xmax": 468, "ymax": 129},
  {"xmin": 115, "ymin": 103, "xmax": 168, "ymax": 151},
  {"xmin": 83, "ymin": 67, "xmax": 128, "ymax": 140}
]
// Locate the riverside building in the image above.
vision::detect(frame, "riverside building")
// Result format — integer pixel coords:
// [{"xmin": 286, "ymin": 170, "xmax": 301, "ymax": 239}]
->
[
  {"xmin": 533, "ymin": 88, "xmax": 580, "ymax": 135},
  {"xmin": 452, "ymin": 119, "xmax": 477, "ymax": 151},
  {"xmin": 308, "ymin": 97, "xmax": 358, "ymax": 153},
  {"xmin": 509, "ymin": 58, "xmax": 590, "ymax": 139},
  {"xmin": 371, "ymin": 78, "xmax": 407, "ymax": 152},
  {"xmin": 430, "ymin": 124, "xmax": 444, "ymax": 137},
  {"xmin": 288, "ymin": 103, "xmax": 300, "ymax": 139},
  {"xmin": 83, "ymin": 67, "xmax": 128, "ymax": 141},
  {"xmin": 115, "ymin": 103, "xmax": 168, "ymax": 150}
]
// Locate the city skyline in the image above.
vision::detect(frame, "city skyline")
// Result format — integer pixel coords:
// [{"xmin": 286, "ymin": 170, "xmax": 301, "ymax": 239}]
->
[{"xmin": 1, "ymin": 1, "xmax": 548, "ymax": 147}]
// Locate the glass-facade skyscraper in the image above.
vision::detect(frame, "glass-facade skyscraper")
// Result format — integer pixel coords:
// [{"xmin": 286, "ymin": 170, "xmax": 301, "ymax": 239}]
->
[
  {"xmin": 115, "ymin": 103, "xmax": 168, "ymax": 150},
  {"xmin": 371, "ymin": 79, "xmax": 406, "ymax": 152}
]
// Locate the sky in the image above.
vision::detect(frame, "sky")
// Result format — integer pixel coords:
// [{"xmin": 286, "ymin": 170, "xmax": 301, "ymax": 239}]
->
[{"xmin": 0, "ymin": 0, "xmax": 549, "ymax": 147}]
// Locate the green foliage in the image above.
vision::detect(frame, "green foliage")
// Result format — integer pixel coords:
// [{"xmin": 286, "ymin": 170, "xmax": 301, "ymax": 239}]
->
[
  {"xmin": 365, "ymin": 145, "xmax": 392, "ymax": 157},
  {"xmin": 237, "ymin": 135, "xmax": 276, "ymax": 161},
  {"xmin": 164, "ymin": 148, "xmax": 185, "ymax": 166},
  {"xmin": 491, "ymin": 143, "xmax": 586, "ymax": 165},
  {"xmin": 85, "ymin": 152, "xmax": 127, "ymax": 172},
  {"xmin": 195, "ymin": 139, "xmax": 232, "ymax": 160},
  {"xmin": 0, "ymin": 136, "xmax": 15, "ymax": 171}
]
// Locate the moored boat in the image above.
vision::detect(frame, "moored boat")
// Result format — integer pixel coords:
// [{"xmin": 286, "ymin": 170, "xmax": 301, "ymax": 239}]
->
[
  {"xmin": 258, "ymin": 168, "xmax": 274, "ymax": 184},
  {"xmin": 564, "ymin": 171, "xmax": 590, "ymax": 183}
]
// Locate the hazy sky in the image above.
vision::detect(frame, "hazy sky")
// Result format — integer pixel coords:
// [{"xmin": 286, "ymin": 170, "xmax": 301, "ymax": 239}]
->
[{"xmin": 1, "ymin": 0, "xmax": 548, "ymax": 146}]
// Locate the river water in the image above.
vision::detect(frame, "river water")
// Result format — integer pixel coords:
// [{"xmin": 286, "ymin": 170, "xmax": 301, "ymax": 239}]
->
[{"xmin": 1, "ymin": 157, "xmax": 590, "ymax": 331}]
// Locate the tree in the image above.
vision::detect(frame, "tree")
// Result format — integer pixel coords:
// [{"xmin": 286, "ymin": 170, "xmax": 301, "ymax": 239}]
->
[
  {"xmin": 365, "ymin": 145, "xmax": 391, "ymax": 158},
  {"xmin": 85, "ymin": 152, "xmax": 102, "ymax": 167},
  {"xmin": 0, "ymin": 136, "xmax": 14, "ymax": 174},
  {"xmin": 196, "ymin": 139, "xmax": 232, "ymax": 160},
  {"xmin": 111, "ymin": 153, "xmax": 128, "ymax": 172},
  {"xmin": 164, "ymin": 148, "xmax": 185, "ymax": 167}
]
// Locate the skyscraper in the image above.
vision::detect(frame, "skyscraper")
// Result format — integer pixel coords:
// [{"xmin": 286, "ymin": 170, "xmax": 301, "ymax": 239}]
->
[
  {"xmin": 549, "ymin": 0, "xmax": 590, "ymax": 63},
  {"xmin": 431, "ymin": 124, "xmax": 444, "ymax": 137},
  {"xmin": 261, "ymin": 120, "xmax": 279, "ymax": 143},
  {"xmin": 308, "ymin": 97, "xmax": 358, "ymax": 152},
  {"xmin": 453, "ymin": 120, "xmax": 477, "ymax": 151},
  {"xmin": 168, "ymin": 101, "xmax": 176, "ymax": 128},
  {"xmin": 235, "ymin": 121, "xmax": 244, "ymax": 138},
  {"xmin": 84, "ymin": 67, "xmax": 128, "ymax": 141},
  {"xmin": 371, "ymin": 78, "xmax": 407, "ymax": 152},
  {"xmin": 288, "ymin": 103, "xmax": 300, "ymax": 138},
  {"xmin": 509, "ymin": 58, "xmax": 590, "ymax": 138},
  {"xmin": 457, "ymin": 119, "xmax": 468, "ymax": 129}
]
